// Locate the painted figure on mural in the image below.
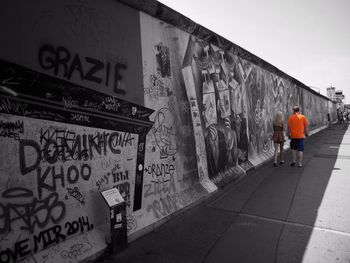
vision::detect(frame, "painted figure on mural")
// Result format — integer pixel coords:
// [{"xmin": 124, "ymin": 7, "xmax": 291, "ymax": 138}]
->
[
  {"xmin": 246, "ymin": 67, "xmax": 263, "ymax": 155},
  {"xmin": 272, "ymin": 111, "xmax": 286, "ymax": 167},
  {"xmin": 284, "ymin": 84, "xmax": 293, "ymax": 115},
  {"xmin": 271, "ymin": 75, "xmax": 284, "ymax": 112},
  {"xmin": 220, "ymin": 116, "xmax": 238, "ymax": 166},
  {"xmin": 287, "ymin": 106, "xmax": 309, "ymax": 168},
  {"xmin": 230, "ymin": 69, "xmax": 249, "ymax": 165},
  {"xmin": 191, "ymin": 41, "xmax": 250, "ymax": 178},
  {"xmin": 253, "ymin": 87, "xmax": 269, "ymax": 155},
  {"xmin": 205, "ymin": 124, "xmax": 228, "ymax": 178},
  {"xmin": 237, "ymin": 107, "xmax": 249, "ymax": 162},
  {"xmin": 230, "ymin": 113, "xmax": 241, "ymax": 161}
]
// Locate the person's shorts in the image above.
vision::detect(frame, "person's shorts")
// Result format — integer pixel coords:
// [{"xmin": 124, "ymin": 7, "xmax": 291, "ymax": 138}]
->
[{"xmin": 290, "ymin": 138, "xmax": 304, "ymax": 152}]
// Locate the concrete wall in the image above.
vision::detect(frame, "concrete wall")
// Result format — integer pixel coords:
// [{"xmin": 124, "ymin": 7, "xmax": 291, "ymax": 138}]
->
[
  {"xmin": 0, "ymin": 1, "xmax": 336, "ymax": 262},
  {"xmin": 139, "ymin": 9, "xmax": 333, "ymax": 179}
]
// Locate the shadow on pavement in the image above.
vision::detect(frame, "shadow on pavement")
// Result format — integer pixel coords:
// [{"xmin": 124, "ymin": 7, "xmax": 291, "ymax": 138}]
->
[{"xmin": 205, "ymin": 124, "xmax": 350, "ymax": 263}]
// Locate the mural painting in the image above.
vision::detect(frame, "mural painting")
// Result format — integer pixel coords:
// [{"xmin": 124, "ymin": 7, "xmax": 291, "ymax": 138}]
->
[
  {"xmin": 181, "ymin": 38, "xmax": 252, "ymax": 183},
  {"xmin": 246, "ymin": 69, "xmax": 299, "ymax": 164}
]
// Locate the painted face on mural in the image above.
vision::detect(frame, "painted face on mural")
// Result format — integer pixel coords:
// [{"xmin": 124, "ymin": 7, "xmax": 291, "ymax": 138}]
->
[{"xmin": 203, "ymin": 93, "xmax": 217, "ymax": 128}]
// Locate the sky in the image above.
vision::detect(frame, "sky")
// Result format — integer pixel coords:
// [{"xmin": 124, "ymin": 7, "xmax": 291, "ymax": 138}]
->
[{"xmin": 158, "ymin": 0, "xmax": 350, "ymax": 102}]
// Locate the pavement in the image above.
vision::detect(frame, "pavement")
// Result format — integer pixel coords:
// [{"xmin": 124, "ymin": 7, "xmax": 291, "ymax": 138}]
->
[{"xmin": 99, "ymin": 124, "xmax": 350, "ymax": 263}]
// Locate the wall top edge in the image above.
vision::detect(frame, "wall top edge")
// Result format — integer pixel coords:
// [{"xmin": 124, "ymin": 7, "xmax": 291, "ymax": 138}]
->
[{"xmin": 116, "ymin": 0, "xmax": 332, "ymax": 103}]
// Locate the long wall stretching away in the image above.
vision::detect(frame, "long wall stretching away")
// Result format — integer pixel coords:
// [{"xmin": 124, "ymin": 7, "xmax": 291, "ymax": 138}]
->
[{"xmin": 0, "ymin": 1, "xmax": 336, "ymax": 262}]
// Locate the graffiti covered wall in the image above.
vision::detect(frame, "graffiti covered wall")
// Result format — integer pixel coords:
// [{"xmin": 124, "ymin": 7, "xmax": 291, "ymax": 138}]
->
[
  {"xmin": 0, "ymin": 59, "xmax": 154, "ymax": 262},
  {"xmin": 0, "ymin": 0, "xmax": 336, "ymax": 262},
  {"xmin": 0, "ymin": 115, "xmax": 136, "ymax": 261},
  {"xmin": 139, "ymin": 13, "xmax": 216, "ymax": 231},
  {"xmin": 0, "ymin": 1, "xmax": 150, "ymax": 261},
  {"xmin": 0, "ymin": 1, "xmax": 215, "ymax": 261},
  {"xmin": 139, "ymin": 10, "xmax": 333, "ymax": 184}
]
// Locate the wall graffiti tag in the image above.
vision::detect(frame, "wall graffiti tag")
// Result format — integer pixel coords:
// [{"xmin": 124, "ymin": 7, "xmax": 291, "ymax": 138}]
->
[
  {"xmin": 0, "ymin": 188, "xmax": 66, "ymax": 234},
  {"xmin": 0, "ymin": 216, "xmax": 93, "ymax": 262},
  {"xmin": 38, "ymin": 45, "xmax": 127, "ymax": 94},
  {"xmin": 63, "ymin": 3, "xmax": 111, "ymax": 45},
  {"xmin": 0, "ymin": 120, "xmax": 24, "ymax": 141},
  {"xmin": 152, "ymin": 108, "xmax": 179, "ymax": 158}
]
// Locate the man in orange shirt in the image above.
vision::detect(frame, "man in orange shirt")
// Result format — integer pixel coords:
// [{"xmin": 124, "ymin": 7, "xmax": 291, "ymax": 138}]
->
[{"xmin": 287, "ymin": 106, "xmax": 309, "ymax": 168}]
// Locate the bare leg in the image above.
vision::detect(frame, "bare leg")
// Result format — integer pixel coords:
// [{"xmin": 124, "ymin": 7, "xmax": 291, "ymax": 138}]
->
[
  {"xmin": 279, "ymin": 144, "xmax": 284, "ymax": 163},
  {"xmin": 274, "ymin": 143, "xmax": 279, "ymax": 164},
  {"xmin": 292, "ymin": 149, "xmax": 297, "ymax": 163},
  {"xmin": 298, "ymin": 151, "xmax": 303, "ymax": 166}
]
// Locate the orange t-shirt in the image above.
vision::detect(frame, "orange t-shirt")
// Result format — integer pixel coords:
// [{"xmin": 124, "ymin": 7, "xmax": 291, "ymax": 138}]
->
[{"xmin": 288, "ymin": 113, "xmax": 308, "ymax": 138}]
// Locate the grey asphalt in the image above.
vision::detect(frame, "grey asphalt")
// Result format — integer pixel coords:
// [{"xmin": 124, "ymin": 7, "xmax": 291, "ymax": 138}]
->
[{"xmin": 101, "ymin": 124, "xmax": 350, "ymax": 263}]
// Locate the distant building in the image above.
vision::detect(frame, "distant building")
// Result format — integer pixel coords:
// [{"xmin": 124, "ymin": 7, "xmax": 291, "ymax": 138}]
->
[
  {"xmin": 333, "ymin": 88, "xmax": 345, "ymax": 110},
  {"xmin": 327, "ymin": 86, "xmax": 345, "ymax": 109},
  {"xmin": 327, "ymin": 86, "xmax": 336, "ymax": 100}
]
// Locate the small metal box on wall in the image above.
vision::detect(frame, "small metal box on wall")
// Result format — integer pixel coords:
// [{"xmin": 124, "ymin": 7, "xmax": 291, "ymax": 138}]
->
[{"xmin": 101, "ymin": 188, "xmax": 128, "ymax": 253}]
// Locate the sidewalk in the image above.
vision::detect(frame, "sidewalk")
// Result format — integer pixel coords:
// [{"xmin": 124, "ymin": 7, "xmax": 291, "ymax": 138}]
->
[{"xmin": 100, "ymin": 124, "xmax": 350, "ymax": 263}]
